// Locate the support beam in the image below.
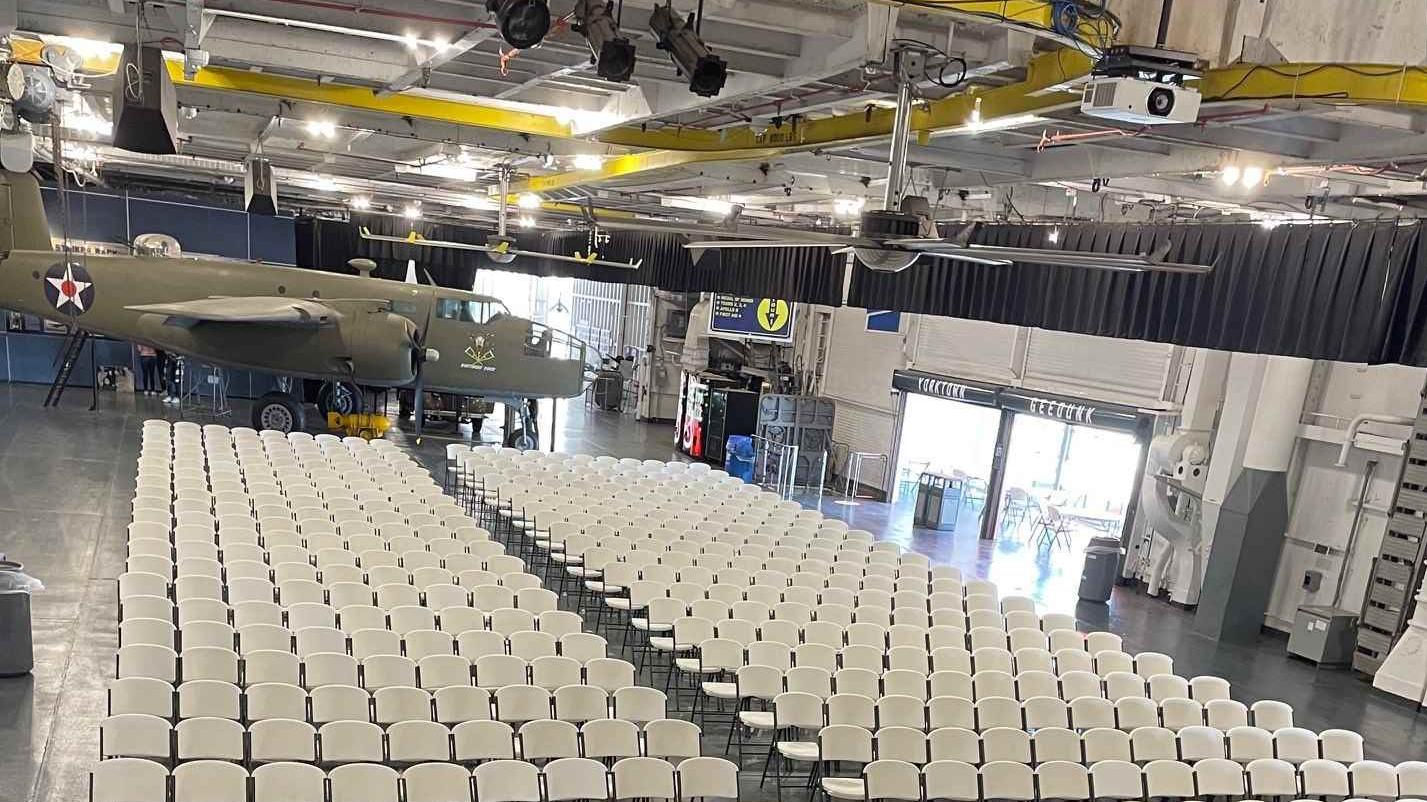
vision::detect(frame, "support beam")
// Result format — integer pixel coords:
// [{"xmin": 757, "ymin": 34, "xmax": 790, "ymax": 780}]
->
[
  {"xmin": 165, "ymin": 58, "xmax": 576, "ymax": 140},
  {"xmin": 386, "ymin": 28, "xmax": 497, "ymax": 92}
]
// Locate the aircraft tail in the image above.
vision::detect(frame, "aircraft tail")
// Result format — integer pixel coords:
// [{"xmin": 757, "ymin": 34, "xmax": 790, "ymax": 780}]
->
[{"xmin": 0, "ymin": 171, "xmax": 51, "ymax": 252}]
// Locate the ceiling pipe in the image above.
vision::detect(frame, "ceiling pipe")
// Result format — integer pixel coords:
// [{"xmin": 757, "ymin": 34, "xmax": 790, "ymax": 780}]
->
[
  {"xmin": 230, "ymin": 0, "xmax": 493, "ymax": 29},
  {"xmin": 1335, "ymin": 413, "xmax": 1415, "ymax": 467}
]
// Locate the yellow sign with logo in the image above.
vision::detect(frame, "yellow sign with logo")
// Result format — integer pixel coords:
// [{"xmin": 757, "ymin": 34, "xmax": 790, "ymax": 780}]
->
[{"xmin": 709, "ymin": 294, "xmax": 795, "ymax": 343}]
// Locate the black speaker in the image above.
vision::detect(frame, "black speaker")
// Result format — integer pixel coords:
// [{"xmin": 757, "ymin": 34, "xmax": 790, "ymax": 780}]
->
[
  {"xmin": 112, "ymin": 44, "xmax": 177, "ymax": 155},
  {"xmin": 244, "ymin": 156, "xmax": 277, "ymax": 216}
]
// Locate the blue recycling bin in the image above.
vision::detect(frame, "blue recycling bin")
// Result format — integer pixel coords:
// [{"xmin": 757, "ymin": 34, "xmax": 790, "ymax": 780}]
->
[{"xmin": 725, "ymin": 435, "xmax": 755, "ymax": 482}]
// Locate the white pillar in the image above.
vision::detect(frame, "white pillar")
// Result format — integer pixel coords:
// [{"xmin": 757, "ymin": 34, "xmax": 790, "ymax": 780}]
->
[{"xmin": 1242, "ymin": 356, "xmax": 1314, "ymax": 472}]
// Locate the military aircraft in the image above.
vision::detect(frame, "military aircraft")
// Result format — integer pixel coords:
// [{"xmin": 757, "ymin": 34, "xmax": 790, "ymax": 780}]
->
[{"xmin": 0, "ymin": 169, "xmax": 587, "ymax": 444}]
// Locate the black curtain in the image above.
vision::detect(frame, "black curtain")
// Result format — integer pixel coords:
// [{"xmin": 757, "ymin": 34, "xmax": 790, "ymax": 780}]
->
[
  {"xmin": 296, "ymin": 216, "xmax": 845, "ymax": 305},
  {"xmin": 849, "ymin": 220, "xmax": 1427, "ymax": 365}
]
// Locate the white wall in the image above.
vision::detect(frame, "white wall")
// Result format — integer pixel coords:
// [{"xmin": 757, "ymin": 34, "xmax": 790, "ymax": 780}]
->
[
  {"xmin": 820, "ymin": 306, "xmax": 908, "ymax": 486},
  {"xmin": 1106, "ymin": 0, "xmax": 1427, "ymax": 64},
  {"xmin": 1265, "ymin": 362, "xmax": 1424, "ymax": 629},
  {"xmin": 819, "ymin": 303, "xmax": 1427, "ymax": 631},
  {"xmin": 820, "ymin": 306, "xmax": 1181, "ymax": 489}
]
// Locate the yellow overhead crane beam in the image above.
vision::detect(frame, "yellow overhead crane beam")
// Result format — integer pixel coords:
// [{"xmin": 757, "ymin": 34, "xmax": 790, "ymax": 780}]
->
[
  {"xmin": 165, "ymin": 61, "xmax": 577, "ymax": 141},
  {"xmin": 21, "ymin": 32, "xmax": 1427, "ymax": 194},
  {"xmin": 515, "ymin": 49, "xmax": 1092, "ymax": 193},
  {"xmin": 1199, "ymin": 62, "xmax": 1427, "ymax": 106}
]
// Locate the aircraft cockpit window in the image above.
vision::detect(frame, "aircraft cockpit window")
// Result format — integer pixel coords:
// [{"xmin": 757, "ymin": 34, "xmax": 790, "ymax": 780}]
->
[{"xmin": 436, "ymin": 298, "xmax": 496, "ymax": 323}]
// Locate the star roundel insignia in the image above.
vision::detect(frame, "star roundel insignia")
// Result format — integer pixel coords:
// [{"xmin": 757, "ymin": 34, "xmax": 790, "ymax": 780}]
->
[{"xmin": 43, "ymin": 262, "xmax": 95, "ymax": 315}]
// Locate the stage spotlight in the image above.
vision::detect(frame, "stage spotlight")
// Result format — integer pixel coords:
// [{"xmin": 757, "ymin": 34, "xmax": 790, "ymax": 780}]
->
[
  {"xmin": 648, "ymin": 3, "xmax": 726, "ymax": 97},
  {"xmin": 574, "ymin": 0, "xmax": 636, "ymax": 83},
  {"xmin": 487, "ymin": 0, "xmax": 550, "ymax": 49}
]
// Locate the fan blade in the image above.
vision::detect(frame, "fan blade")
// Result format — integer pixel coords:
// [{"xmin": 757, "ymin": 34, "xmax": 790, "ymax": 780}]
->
[
  {"xmin": 894, "ymin": 239, "xmax": 1213, "ymax": 274},
  {"xmin": 412, "ymin": 361, "xmax": 425, "ymax": 444},
  {"xmin": 898, "ymin": 248, "xmax": 1013, "ymax": 267},
  {"xmin": 682, "ymin": 239, "xmax": 854, "ymax": 250},
  {"xmin": 503, "ymin": 248, "xmax": 644, "ymax": 270}
]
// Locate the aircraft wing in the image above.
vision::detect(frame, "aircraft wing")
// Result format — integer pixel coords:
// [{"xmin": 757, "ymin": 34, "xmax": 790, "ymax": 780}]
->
[
  {"xmin": 125, "ymin": 297, "xmax": 342, "ymax": 327},
  {"xmin": 359, "ymin": 229, "xmax": 643, "ymax": 270}
]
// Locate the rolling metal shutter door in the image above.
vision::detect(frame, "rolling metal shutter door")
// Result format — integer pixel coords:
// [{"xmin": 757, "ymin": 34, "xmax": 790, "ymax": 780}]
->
[
  {"xmin": 822, "ymin": 307, "xmax": 903, "ymax": 469},
  {"xmin": 831, "ymin": 402, "xmax": 897, "ymax": 481},
  {"xmin": 912, "ymin": 317, "xmax": 1019, "ymax": 383},
  {"xmin": 1021, "ymin": 329, "xmax": 1175, "ymax": 406}
]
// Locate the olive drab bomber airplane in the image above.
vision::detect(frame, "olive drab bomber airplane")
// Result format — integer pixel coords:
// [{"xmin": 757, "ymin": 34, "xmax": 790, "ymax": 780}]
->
[{"xmin": 0, "ymin": 170, "xmax": 588, "ymax": 440}]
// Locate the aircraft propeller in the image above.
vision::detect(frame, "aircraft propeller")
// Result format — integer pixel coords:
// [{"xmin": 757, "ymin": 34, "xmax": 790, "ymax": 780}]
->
[{"xmin": 410, "ymin": 300, "xmax": 440, "ymax": 444}]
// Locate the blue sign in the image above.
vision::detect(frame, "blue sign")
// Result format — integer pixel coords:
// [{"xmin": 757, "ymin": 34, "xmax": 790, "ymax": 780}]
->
[
  {"xmin": 709, "ymin": 294, "xmax": 795, "ymax": 343},
  {"xmin": 867, "ymin": 310, "xmax": 901, "ymax": 333}
]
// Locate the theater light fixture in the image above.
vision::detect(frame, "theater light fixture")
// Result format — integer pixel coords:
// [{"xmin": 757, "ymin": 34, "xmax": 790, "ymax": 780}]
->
[
  {"xmin": 487, "ymin": 0, "xmax": 551, "ymax": 50},
  {"xmin": 648, "ymin": 2, "xmax": 726, "ymax": 98},
  {"xmin": 574, "ymin": 0, "xmax": 636, "ymax": 83}
]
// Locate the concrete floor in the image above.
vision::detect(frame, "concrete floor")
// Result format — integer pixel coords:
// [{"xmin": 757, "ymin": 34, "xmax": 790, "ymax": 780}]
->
[{"xmin": 5, "ymin": 383, "xmax": 1427, "ymax": 802}]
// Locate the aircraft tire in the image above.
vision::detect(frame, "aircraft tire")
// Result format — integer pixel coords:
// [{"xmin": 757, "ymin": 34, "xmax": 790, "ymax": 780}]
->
[
  {"xmin": 253, "ymin": 391, "xmax": 305, "ymax": 433},
  {"xmin": 505, "ymin": 427, "xmax": 537, "ymax": 450},
  {"xmin": 317, "ymin": 381, "xmax": 359, "ymax": 418}
]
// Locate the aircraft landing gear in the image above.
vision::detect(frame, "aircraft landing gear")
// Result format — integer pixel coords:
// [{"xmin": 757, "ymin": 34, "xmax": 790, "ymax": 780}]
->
[
  {"xmin": 316, "ymin": 381, "xmax": 360, "ymax": 418},
  {"xmin": 253, "ymin": 391, "xmax": 305, "ymax": 433},
  {"xmin": 504, "ymin": 397, "xmax": 539, "ymax": 450}
]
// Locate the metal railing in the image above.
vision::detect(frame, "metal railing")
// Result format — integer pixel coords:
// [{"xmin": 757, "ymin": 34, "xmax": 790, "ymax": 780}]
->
[{"xmin": 837, "ymin": 451, "xmax": 889, "ymax": 506}]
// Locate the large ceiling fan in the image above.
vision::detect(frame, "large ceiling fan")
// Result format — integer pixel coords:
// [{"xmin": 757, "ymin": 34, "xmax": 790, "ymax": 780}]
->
[
  {"xmin": 360, "ymin": 167, "xmax": 643, "ymax": 271},
  {"xmin": 682, "ymin": 45, "xmax": 1215, "ymax": 276}
]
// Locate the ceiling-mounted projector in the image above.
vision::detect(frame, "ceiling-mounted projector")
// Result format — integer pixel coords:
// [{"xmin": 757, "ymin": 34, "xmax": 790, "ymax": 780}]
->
[
  {"xmin": 1081, "ymin": 77, "xmax": 1200, "ymax": 125},
  {"xmin": 1081, "ymin": 44, "xmax": 1202, "ymax": 126}
]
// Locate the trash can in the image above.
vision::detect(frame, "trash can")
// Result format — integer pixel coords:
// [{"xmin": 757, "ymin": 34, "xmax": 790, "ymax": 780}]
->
[
  {"xmin": 913, "ymin": 472, "xmax": 959, "ymax": 531},
  {"xmin": 0, "ymin": 559, "xmax": 37, "ymax": 676},
  {"xmin": 1078, "ymin": 537, "xmax": 1122, "ymax": 603},
  {"xmin": 725, "ymin": 435, "xmax": 755, "ymax": 482}
]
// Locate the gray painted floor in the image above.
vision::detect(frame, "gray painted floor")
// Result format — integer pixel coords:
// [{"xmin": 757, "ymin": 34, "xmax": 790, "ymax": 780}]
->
[{"xmin": 3, "ymin": 384, "xmax": 1426, "ymax": 802}]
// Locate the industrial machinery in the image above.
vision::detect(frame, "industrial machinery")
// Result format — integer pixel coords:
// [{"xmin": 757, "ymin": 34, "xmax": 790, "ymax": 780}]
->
[{"xmin": 1140, "ymin": 431, "xmax": 1211, "ymax": 606}]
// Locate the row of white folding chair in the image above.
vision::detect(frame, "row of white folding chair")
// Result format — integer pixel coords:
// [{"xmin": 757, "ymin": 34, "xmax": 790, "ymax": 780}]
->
[
  {"xmin": 119, "ymin": 617, "xmax": 605, "ymax": 661},
  {"xmin": 110, "ymin": 674, "xmax": 658, "ymax": 725},
  {"xmin": 777, "ymin": 720, "xmax": 1247, "ymax": 772},
  {"xmin": 122, "ymin": 553, "xmax": 531, "ymax": 595},
  {"xmin": 92, "ymin": 752, "xmax": 739, "ymax": 802},
  {"xmin": 633, "ymin": 613, "xmax": 1158, "ymax": 679},
  {"xmin": 813, "ymin": 754, "xmax": 1412, "ymax": 802},
  {"xmin": 692, "ymin": 649, "xmax": 1214, "ymax": 707},
  {"xmin": 719, "ymin": 678, "xmax": 1277, "ymax": 738},
  {"xmin": 118, "ymin": 566, "xmax": 554, "ymax": 608},
  {"xmin": 776, "ymin": 690, "xmax": 1347, "ymax": 766},
  {"xmin": 120, "ymin": 595, "xmax": 579, "ymax": 642},
  {"xmin": 116, "ymin": 644, "xmax": 629, "ymax": 689},
  {"xmin": 101, "ymin": 712, "xmax": 705, "ymax": 766},
  {"xmin": 126, "ymin": 530, "xmax": 508, "ymax": 567}
]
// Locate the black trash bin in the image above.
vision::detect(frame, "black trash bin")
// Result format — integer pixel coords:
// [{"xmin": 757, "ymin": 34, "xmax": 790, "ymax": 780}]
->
[
  {"xmin": 0, "ymin": 560, "xmax": 36, "ymax": 676},
  {"xmin": 1078, "ymin": 537, "xmax": 1122, "ymax": 603}
]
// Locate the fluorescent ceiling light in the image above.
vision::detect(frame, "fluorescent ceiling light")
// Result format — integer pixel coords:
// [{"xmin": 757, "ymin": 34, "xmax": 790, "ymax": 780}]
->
[
  {"xmin": 395, "ymin": 162, "xmax": 480, "ymax": 182},
  {"xmin": 572, "ymin": 154, "xmax": 603, "ymax": 171},
  {"xmin": 517, "ymin": 192, "xmax": 542, "ymax": 209},
  {"xmin": 662, "ymin": 196, "xmax": 733, "ymax": 216}
]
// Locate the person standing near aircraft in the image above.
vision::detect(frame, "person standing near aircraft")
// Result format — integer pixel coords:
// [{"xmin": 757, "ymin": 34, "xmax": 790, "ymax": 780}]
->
[{"xmin": 135, "ymin": 343, "xmax": 158, "ymax": 395}]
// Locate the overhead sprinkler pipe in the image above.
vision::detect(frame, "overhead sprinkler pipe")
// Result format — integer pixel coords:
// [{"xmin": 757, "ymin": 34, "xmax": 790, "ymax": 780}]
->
[{"xmin": 1335, "ymin": 413, "xmax": 1415, "ymax": 467}]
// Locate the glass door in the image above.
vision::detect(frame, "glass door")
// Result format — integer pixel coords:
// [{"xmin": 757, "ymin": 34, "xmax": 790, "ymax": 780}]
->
[
  {"xmin": 892, "ymin": 393, "xmax": 1002, "ymax": 533},
  {"xmin": 995, "ymin": 415, "xmax": 1142, "ymax": 546}
]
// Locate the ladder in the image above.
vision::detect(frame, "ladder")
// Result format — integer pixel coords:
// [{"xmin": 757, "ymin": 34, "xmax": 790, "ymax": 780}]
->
[
  {"xmin": 1353, "ymin": 384, "xmax": 1427, "ymax": 675},
  {"xmin": 44, "ymin": 327, "xmax": 92, "ymax": 408}
]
